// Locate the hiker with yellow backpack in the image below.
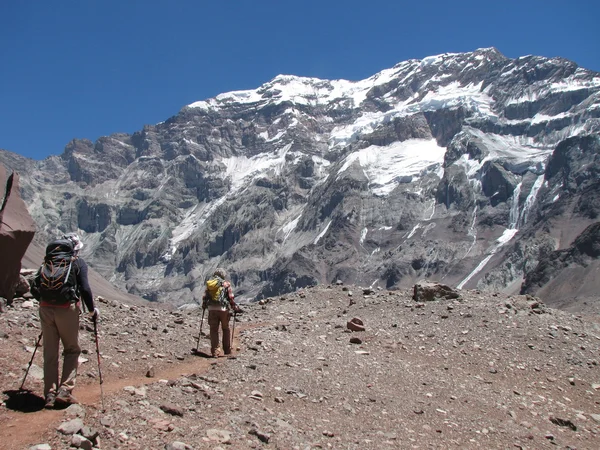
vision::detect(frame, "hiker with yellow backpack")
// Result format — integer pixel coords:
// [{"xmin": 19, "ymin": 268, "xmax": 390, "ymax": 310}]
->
[{"xmin": 202, "ymin": 268, "xmax": 241, "ymax": 357}]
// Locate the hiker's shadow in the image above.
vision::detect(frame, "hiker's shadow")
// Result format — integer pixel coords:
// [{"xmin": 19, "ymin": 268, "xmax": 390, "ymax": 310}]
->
[
  {"xmin": 3, "ymin": 389, "xmax": 45, "ymax": 412},
  {"xmin": 191, "ymin": 349, "xmax": 213, "ymax": 358}
]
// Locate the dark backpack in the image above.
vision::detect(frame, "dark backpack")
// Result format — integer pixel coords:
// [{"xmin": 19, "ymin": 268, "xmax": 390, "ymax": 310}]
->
[
  {"xmin": 32, "ymin": 239, "xmax": 79, "ymax": 304},
  {"xmin": 205, "ymin": 276, "xmax": 228, "ymax": 308}
]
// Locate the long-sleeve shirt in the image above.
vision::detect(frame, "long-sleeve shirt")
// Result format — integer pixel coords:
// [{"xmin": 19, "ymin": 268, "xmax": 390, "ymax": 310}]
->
[{"xmin": 75, "ymin": 258, "xmax": 94, "ymax": 312}]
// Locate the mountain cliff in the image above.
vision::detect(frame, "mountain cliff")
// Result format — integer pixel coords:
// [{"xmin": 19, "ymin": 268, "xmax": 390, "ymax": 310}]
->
[{"xmin": 2, "ymin": 47, "xmax": 599, "ymax": 309}]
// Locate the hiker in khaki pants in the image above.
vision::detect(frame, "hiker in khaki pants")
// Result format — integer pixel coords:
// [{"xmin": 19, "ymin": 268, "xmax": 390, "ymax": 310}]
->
[
  {"xmin": 202, "ymin": 268, "xmax": 241, "ymax": 357},
  {"xmin": 39, "ymin": 303, "xmax": 81, "ymax": 402},
  {"xmin": 33, "ymin": 233, "xmax": 99, "ymax": 408}
]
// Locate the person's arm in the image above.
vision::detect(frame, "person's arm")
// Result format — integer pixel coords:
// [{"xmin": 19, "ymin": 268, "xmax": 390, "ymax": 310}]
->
[
  {"xmin": 224, "ymin": 281, "xmax": 239, "ymax": 311},
  {"xmin": 76, "ymin": 258, "xmax": 95, "ymax": 313}
]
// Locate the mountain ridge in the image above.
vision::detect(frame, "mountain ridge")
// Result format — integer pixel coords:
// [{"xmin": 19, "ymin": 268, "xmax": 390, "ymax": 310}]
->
[{"xmin": 1, "ymin": 47, "xmax": 599, "ymax": 312}]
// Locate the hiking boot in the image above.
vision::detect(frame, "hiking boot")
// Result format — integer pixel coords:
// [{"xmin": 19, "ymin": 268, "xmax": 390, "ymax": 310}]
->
[
  {"xmin": 55, "ymin": 389, "xmax": 78, "ymax": 406},
  {"xmin": 44, "ymin": 392, "xmax": 56, "ymax": 409}
]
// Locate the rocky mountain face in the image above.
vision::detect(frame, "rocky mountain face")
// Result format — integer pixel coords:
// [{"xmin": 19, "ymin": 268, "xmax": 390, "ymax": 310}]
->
[{"xmin": 1, "ymin": 47, "xmax": 600, "ymax": 309}]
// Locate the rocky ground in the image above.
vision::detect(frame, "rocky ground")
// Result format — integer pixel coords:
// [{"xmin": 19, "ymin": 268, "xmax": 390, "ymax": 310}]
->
[{"xmin": 1, "ymin": 284, "xmax": 600, "ymax": 449}]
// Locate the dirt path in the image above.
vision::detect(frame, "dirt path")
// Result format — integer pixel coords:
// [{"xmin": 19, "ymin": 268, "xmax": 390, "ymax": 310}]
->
[{"xmin": 0, "ymin": 328, "xmax": 252, "ymax": 450}]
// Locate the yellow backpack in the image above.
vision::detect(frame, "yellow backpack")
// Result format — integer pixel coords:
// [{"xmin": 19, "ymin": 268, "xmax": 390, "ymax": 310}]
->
[{"xmin": 206, "ymin": 276, "xmax": 227, "ymax": 307}]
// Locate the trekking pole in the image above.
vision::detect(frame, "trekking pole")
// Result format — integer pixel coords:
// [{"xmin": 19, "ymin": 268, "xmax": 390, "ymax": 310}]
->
[
  {"xmin": 195, "ymin": 308, "xmax": 205, "ymax": 352},
  {"xmin": 230, "ymin": 310, "xmax": 237, "ymax": 346},
  {"xmin": 20, "ymin": 332, "xmax": 43, "ymax": 390},
  {"xmin": 93, "ymin": 315, "xmax": 105, "ymax": 411}
]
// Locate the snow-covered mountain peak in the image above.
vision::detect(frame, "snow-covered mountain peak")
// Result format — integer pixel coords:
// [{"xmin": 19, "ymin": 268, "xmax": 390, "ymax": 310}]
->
[
  {"xmin": 6, "ymin": 48, "xmax": 600, "ymax": 307},
  {"xmin": 186, "ymin": 49, "xmax": 508, "ymax": 113},
  {"xmin": 186, "ymin": 48, "xmax": 600, "ymax": 121}
]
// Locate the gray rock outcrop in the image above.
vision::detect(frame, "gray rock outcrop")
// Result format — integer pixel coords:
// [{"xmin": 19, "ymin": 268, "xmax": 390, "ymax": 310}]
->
[{"xmin": 0, "ymin": 164, "xmax": 36, "ymax": 308}]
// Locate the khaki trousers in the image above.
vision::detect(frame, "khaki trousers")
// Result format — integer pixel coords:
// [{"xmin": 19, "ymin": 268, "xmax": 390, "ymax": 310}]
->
[
  {"xmin": 39, "ymin": 304, "xmax": 81, "ymax": 396},
  {"xmin": 207, "ymin": 309, "xmax": 231, "ymax": 355}
]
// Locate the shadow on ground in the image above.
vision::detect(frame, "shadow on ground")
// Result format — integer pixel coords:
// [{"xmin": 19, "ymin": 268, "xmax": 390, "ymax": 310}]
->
[
  {"xmin": 190, "ymin": 348, "xmax": 213, "ymax": 358},
  {"xmin": 3, "ymin": 389, "xmax": 45, "ymax": 412}
]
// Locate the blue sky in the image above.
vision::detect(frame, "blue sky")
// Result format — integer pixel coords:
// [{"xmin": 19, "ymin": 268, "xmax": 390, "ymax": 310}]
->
[{"xmin": 1, "ymin": 0, "xmax": 598, "ymax": 160}]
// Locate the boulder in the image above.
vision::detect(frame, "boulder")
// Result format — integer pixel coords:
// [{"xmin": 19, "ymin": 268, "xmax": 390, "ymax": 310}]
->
[
  {"xmin": 413, "ymin": 282, "xmax": 460, "ymax": 302},
  {"xmin": 0, "ymin": 165, "xmax": 36, "ymax": 307}
]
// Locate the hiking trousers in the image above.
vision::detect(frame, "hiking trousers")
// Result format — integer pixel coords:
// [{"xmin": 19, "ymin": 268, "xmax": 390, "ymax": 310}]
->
[
  {"xmin": 39, "ymin": 303, "xmax": 81, "ymax": 396},
  {"xmin": 207, "ymin": 309, "xmax": 231, "ymax": 355}
]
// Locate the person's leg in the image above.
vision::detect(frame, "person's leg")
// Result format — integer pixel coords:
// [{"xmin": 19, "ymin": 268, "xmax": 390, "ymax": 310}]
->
[
  {"xmin": 220, "ymin": 310, "xmax": 231, "ymax": 354},
  {"xmin": 207, "ymin": 310, "xmax": 220, "ymax": 356},
  {"xmin": 55, "ymin": 303, "xmax": 81, "ymax": 399},
  {"xmin": 39, "ymin": 306, "xmax": 59, "ymax": 399}
]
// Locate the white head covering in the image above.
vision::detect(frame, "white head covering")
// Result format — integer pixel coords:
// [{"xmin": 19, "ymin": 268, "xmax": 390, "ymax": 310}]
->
[{"xmin": 63, "ymin": 233, "xmax": 83, "ymax": 251}]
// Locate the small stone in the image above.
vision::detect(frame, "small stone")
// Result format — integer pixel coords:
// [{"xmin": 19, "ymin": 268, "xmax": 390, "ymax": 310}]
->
[
  {"xmin": 347, "ymin": 317, "xmax": 365, "ymax": 332},
  {"xmin": 151, "ymin": 419, "xmax": 172, "ymax": 431},
  {"xmin": 134, "ymin": 387, "xmax": 147, "ymax": 396},
  {"xmin": 206, "ymin": 429, "xmax": 232, "ymax": 444},
  {"xmin": 57, "ymin": 418, "xmax": 84, "ymax": 435},
  {"xmin": 80, "ymin": 426, "xmax": 100, "ymax": 443},
  {"xmin": 250, "ymin": 390, "xmax": 263, "ymax": 398},
  {"xmin": 64, "ymin": 404, "xmax": 86, "ymax": 418},
  {"xmin": 550, "ymin": 417, "xmax": 577, "ymax": 431},
  {"xmin": 160, "ymin": 403, "xmax": 184, "ymax": 417},
  {"xmin": 100, "ymin": 416, "xmax": 114, "ymax": 427},
  {"xmin": 72, "ymin": 434, "xmax": 93, "ymax": 450},
  {"xmin": 165, "ymin": 442, "xmax": 193, "ymax": 450},
  {"xmin": 248, "ymin": 428, "xmax": 270, "ymax": 443}
]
